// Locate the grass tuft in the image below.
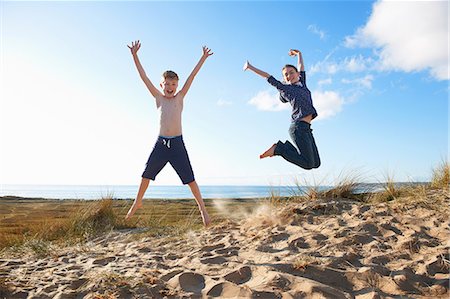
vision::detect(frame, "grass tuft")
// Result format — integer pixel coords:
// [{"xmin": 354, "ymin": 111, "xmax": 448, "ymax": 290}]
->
[
  {"xmin": 431, "ymin": 160, "xmax": 449, "ymax": 189},
  {"xmin": 320, "ymin": 170, "xmax": 368, "ymax": 201}
]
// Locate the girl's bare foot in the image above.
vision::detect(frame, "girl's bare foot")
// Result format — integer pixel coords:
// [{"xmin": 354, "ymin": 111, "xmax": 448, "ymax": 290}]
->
[
  {"xmin": 125, "ymin": 200, "xmax": 142, "ymax": 220},
  {"xmin": 260, "ymin": 144, "xmax": 276, "ymax": 159}
]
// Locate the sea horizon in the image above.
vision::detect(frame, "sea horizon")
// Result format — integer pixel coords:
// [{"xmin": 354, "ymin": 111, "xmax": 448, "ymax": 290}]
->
[
  {"xmin": 0, "ymin": 182, "xmax": 427, "ymax": 200},
  {"xmin": 0, "ymin": 184, "xmax": 316, "ymax": 200}
]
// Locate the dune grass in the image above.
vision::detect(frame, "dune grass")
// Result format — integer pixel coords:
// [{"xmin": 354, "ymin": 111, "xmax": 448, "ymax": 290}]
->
[
  {"xmin": 431, "ymin": 160, "xmax": 449, "ymax": 189},
  {"xmin": 1, "ymin": 162, "xmax": 448, "ymax": 254},
  {"xmin": 0, "ymin": 196, "xmax": 263, "ymax": 254}
]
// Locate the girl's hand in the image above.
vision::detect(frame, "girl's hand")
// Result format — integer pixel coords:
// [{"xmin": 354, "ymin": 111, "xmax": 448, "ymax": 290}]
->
[
  {"xmin": 288, "ymin": 49, "xmax": 301, "ymax": 56},
  {"xmin": 243, "ymin": 60, "xmax": 251, "ymax": 71}
]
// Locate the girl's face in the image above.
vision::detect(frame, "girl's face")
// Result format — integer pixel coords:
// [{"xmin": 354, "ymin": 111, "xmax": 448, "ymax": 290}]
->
[
  {"xmin": 282, "ymin": 66, "xmax": 300, "ymax": 84},
  {"xmin": 160, "ymin": 78, "xmax": 179, "ymax": 97}
]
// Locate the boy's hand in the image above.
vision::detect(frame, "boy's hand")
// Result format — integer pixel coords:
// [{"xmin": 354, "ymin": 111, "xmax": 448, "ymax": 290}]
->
[
  {"xmin": 202, "ymin": 46, "xmax": 213, "ymax": 58},
  {"xmin": 288, "ymin": 49, "xmax": 301, "ymax": 56},
  {"xmin": 127, "ymin": 40, "xmax": 141, "ymax": 55}
]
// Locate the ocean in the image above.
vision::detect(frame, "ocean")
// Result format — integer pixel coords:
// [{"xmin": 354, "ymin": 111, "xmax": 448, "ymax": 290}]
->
[{"xmin": 0, "ymin": 184, "xmax": 310, "ymax": 200}]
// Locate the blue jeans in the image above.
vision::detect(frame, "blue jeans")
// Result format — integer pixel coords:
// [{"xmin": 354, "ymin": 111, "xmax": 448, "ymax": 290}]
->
[{"xmin": 274, "ymin": 121, "xmax": 321, "ymax": 170}]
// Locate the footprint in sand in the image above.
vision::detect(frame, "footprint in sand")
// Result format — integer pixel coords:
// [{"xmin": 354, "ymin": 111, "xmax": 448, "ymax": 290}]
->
[
  {"xmin": 201, "ymin": 243, "xmax": 226, "ymax": 252},
  {"xmin": 67, "ymin": 278, "xmax": 88, "ymax": 290},
  {"xmin": 200, "ymin": 256, "xmax": 228, "ymax": 265},
  {"xmin": 223, "ymin": 266, "xmax": 252, "ymax": 284},
  {"xmin": 160, "ymin": 269, "xmax": 184, "ymax": 282},
  {"xmin": 256, "ymin": 245, "xmax": 282, "ymax": 253},
  {"xmin": 92, "ymin": 256, "xmax": 116, "ymax": 266},
  {"xmin": 168, "ymin": 272, "xmax": 206, "ymax": 294},
  {"xmin": 215, "ymin": 247, "xmax": 239, "ymax": 257},
  {"xmin": 288, "ymin": 237, "xmax": 310, "ymax": 250},
  {"xmin": 269, "ymin": 233, "xmax": 290, "ymax": 243},
  {"xmin": 137, "ymin": 246, "xmax": 152, "ymax": 253},
  {"xmin": 207, "ymin": 281, "xmax": 251, "ymax": 298}
]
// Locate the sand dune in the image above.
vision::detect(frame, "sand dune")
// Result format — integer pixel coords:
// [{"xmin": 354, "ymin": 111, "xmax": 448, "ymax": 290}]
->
[{"xmin": 1, "ymin": 194, "xmax": 449, "ymax": 298}]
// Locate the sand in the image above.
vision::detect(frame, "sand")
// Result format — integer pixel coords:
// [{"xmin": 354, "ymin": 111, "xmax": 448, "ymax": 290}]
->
[{"xmin": 1, "ymin": 193, "xmax": 449, "ymax": 298}]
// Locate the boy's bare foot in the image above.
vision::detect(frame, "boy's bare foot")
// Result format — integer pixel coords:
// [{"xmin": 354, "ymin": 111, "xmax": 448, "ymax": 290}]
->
[
  {"xmin": 201, "ymin": 211, "xmax": 211, "ymax": 227},
  {"xmin": 260, "ymin": 144, "xmax": 276, "ymax": 159},
  {"xmin": 125, "ymin": 200, "xmax": 142, "ymax": 220}
]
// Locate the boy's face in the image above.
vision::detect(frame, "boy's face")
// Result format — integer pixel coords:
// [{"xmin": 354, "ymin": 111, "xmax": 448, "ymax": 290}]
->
[
  {"xmin": 282, "ymin": 66, "xmax": 300, "ymax": 84},
  {"xmin": 160, "ymin": 78, "xmax": 179, "ymax": 97}
]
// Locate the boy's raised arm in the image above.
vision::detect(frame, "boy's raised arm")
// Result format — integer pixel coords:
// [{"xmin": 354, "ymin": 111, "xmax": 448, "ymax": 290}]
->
[
  {"xmin": 128, "ymin": 40, "xmax": 162, "ymax": 98},
  {"xmin": 179, "ymin": 46, "xmax": 213, "ymax": 96}
]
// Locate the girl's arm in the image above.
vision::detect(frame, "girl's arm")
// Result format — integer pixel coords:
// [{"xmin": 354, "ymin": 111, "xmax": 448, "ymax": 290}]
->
[
  {"xmin": 243, "ymin": 61, "xmax": 271, "ymax": 78},
  {"xmin": 288, "ymin": 49, "xmax": 304, "ymax": 72}
]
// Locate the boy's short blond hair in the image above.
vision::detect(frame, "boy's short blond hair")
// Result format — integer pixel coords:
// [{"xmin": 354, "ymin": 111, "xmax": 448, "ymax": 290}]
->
[{"xmin": 162, "ymin": 70, "xmax": 179, "ymax": 81}]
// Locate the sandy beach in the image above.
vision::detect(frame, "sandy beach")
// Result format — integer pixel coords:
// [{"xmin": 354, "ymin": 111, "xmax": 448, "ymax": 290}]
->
[{"xmin": 0, "ymin": 189, "xmax": 449, "ymax": 298}]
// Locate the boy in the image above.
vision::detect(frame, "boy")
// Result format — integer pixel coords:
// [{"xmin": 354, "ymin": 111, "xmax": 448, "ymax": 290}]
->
[
  {"xmin": 243, "ymin": 49, "xmax": 320, "ymax": 170},
  {"xmin": 125, "ymin": 40, "xmax": 212, "ymax": 226}
]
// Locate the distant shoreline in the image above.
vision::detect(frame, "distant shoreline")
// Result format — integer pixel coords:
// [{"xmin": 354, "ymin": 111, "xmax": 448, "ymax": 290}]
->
[
  {"xmin": 0, "ymin": 182, "xmax": 428, "ymax": 201},
  {"xmin": 0, "ymin": 195, "xmax": 268, "ymax": 202}
]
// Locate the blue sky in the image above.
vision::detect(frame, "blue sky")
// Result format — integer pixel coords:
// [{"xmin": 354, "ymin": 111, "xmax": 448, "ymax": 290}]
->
[{"xmin": 1, "ymin": 0, "xmax": 448, "ymax": 186}]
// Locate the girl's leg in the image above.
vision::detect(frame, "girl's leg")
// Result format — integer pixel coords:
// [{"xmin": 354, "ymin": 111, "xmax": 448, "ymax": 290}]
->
[
  {"xmin": 187, "ymin": 180, "xmax": 211, "ymax": 227},
  {"xmin": 290, "ymin": 122, "xmax": 320, "ymax": 169},
  {"xmin": 125, "ymin": 178, "xmax": 150, "ymax": 220},
  {"xmin": 260, "ymin": 143, "xmax": 277, "ymax": 158}
]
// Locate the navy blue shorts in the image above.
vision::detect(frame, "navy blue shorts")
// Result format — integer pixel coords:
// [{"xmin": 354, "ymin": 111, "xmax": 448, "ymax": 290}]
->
[{"xmin": 142, "ymin": 136, "xmax": 195, "ymax": 184}]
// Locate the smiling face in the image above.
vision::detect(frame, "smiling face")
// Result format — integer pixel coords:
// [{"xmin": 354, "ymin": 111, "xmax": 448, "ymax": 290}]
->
[
  {"xmin": 160, "ymin": 70, "xmax": 179, "ymax": 98},
  {"xmin": 282, "ymin": 65, "xmax": 300, "ymax": 84},
  {"xmin": 161, "ymin": 78, "xmax": 179, "ymax": 97}
]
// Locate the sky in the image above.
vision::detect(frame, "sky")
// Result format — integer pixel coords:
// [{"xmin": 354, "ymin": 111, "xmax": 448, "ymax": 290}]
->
[{"xmin": 1, "ymin": 0, "xmax": 448, "ymax": 187}]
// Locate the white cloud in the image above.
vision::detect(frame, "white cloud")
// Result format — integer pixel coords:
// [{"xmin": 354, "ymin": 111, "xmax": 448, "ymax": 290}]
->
[
  {"xmin": 345, "ymin": 0, "xmax": 449, "ymax": 80},
  {"xmin": 307, "ymin": 24, "xmax": 326, "ymax": 40},
  {"xmin": 318, "ymin": 78, "xmax": 333, "ymax": 86},
  {"xmin": 310, "ymin": 54, "xmax": 374, "ymax": 75},
  {"xmin": 342, "ymin": 55, "xmax": 373, "ymax": 73},
  {"xmin": 248, "ymin": 90, "xmax": 289, "ymax": 111},
  {"xmin": 312, "ymin": 90, "xmax": 344, "ymax": 120},
  {"xmin": 309, "ymin": 60, "xmax": 339, "ymax": 75},
  {"xmin": 341, "ymin": 75, "xmax": 374, "ymax": 89}
]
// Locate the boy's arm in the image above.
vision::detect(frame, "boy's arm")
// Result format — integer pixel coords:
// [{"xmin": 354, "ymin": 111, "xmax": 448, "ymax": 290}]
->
[
  {"xmin": 128, "ymin": 40, "xmax": 162, "ymax": 98},
  {"xmin": 243, "ymin": 61, "xmax": 271, "ymax": 78},
  {"xmin": 179, "ymin": 46, "xmax": 213, "ymax": 97}
]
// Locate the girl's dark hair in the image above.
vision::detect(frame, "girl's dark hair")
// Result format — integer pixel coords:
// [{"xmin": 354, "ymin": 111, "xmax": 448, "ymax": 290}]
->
[{"xmin": 282, "ymin": 64, "xmax": 298, "ymax": 72}]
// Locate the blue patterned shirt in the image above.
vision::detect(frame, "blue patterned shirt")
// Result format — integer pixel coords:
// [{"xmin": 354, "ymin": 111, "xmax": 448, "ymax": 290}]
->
[{"xmin": 267, "ymin": 71, "xmax": 318, "ymax": 122}]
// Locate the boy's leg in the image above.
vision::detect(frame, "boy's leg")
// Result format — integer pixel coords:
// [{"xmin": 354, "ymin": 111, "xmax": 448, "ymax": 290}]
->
[
  {"xmin": 187, "ymin": 180, "xmax": 211, "ymax": 227},
  {"xmin": 168, "ymin": 137, "xmax": 211, "ymax": 227},
  {"xmin": 125, "ymin": 177, "xmax": 150, "ymax": 220}
]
